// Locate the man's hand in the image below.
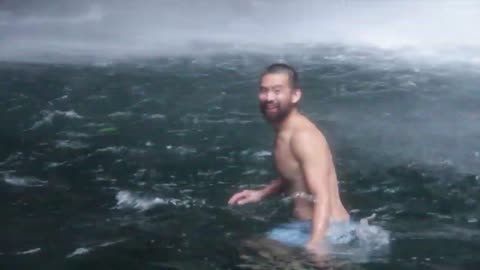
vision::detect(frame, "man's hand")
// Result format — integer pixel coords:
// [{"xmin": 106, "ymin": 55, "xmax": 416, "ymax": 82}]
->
[
  {"xmin": 228, "ymin": 178, "xmax": 283, "ymax": 205},
  {"xmin": 228, "ymin": 189, "xmax": 264, "ymax": 205}
]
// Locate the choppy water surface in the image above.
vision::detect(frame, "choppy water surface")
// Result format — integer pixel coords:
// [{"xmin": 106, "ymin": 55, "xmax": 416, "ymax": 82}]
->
[{"xmin": 1, "ymin": 48, "xmax": 480, "ymax": 269}]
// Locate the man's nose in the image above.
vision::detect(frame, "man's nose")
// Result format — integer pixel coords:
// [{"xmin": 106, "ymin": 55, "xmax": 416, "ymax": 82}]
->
[{"xmin": 266, "ymin": 91, "xmax": 275, "ymax": 102}]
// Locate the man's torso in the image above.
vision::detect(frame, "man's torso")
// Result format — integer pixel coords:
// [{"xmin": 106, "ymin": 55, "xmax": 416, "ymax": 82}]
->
[{"xmin": 273, "ymin": 115, "xmax": 349, "ymax": 222}]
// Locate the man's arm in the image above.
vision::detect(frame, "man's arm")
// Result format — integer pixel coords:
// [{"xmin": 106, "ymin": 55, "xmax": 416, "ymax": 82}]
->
[
  {"xmin": 292, "ymin": 130, "xmax": 332, "ymax": 245},
  {"xmin": 259, "ymin": 177, "xmax": 285, "ymax": 198},
  {"xmin": 228, "ymin": 178, "xmax": 285, "ymax": 205}
]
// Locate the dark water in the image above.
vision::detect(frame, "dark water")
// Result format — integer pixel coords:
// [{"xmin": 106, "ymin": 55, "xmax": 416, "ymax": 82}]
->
[{"xmin": 1, "ymin": 48, "xmax": 480, "ymax": 269}]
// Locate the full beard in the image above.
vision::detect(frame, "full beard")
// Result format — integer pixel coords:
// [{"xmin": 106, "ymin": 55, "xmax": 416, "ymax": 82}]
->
[{"xmin": 260, "ymin": 102, "xmax": 294, "ymax": 123}]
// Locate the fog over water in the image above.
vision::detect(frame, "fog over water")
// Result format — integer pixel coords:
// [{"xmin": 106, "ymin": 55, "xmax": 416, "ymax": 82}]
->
[{"xmin": 1, "ymin": 0, "xmax": 479, "ymax": 62}]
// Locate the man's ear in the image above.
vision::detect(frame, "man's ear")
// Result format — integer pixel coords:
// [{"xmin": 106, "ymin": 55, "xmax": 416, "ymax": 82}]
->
[{"xmin": 292, "ymin": 88, "xmax": 302, "ymax": 104}]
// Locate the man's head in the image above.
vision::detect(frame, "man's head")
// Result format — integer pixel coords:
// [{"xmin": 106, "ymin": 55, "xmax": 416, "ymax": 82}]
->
[{"xmin": 258, "ymin": 63, "xmax": 302, "ymax": 123}]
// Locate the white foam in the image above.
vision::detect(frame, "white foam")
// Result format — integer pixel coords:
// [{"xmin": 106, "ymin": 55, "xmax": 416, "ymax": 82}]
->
[
  {"xmin": 203, "ymin": 118, "xmax": 254, "ymax": 124},
  {"xmin": 84, "ymin": 122, "xmax": 107, "ymax": 127},
  {"xmin": 320, "ymin": 215, "xmax": 391, "ymax": 263},
  {"xmin": 145, "ymin": 141, "xmax": 154, "ymax": 147},
  {"xmin": 242, "ymin": 169, "xmax": 257, "ymax": 175},
  {"xmin": 60, "ymin": 131, "xmax": 90, "ymax": 138},
  {"xmin": 29, "ymin": 110, "xmax": 83, "ymax": 130},
  {"xmin": 66, "ymin": 248, "xmax": 90, "ymax": 258},
  {"xmin": 15, "ymin": 248, "xmax": 41, "ymax": 255},
  {"xmin": 115, "ymin": 190, "xmax": 205, "ymax": 211},
  {"xmin": 197, "ymin": 170, "xmax": 223, "ymax": 177},
  {"xmin": 66, "ymin": 239, "xmax": 126, "ymax": 259},
  {"xmin": 252, "ymin": 151, "xmax": 272, "ymax": 160},
  {"xmin": 468, "ymin": 218, "xmax": 478, "ymax": 223},
  {"xmin": 143, "ymin": 113, "xmax": 166, "ymax": 120},
  {"xmin": 356, "ymin": 214, "xmax": 391, "ymax": 250},
  {"xmin": 108, "ymin": 111, "xmax": 132, "ymax": 119},
  {"xmin": 7, "ymin": 105, "xmax": 22, "ymax": 112},
  {"xmin": 241, "ymin": 169, "xmax": 268, "ymax": 176},
  {"xmin": 59, "ymin": 110, "xmax": 83, "ymax": 119},
  {"xmin": 115, "ymin": 190, "xmax": 168, "ymax": 211},
  {"xmin": 86, "ymin": 95, "xmax": 108, "ymax": 101},
  {"xmin": 51, "ymin": 95, "xmax": 69, "ymax": 103},
  {"xmin": 29, "ymin": 112, "xmax": 55, "ymax": 129},
  {"xmin": 55, "ymin": 140, "xmax": 89, "ymax": 150},
  {"xmin": 98, "ymin": 239, "xmax": 127, "ymax": 247},
  {"xmin": 3, "ymin": 174, "xmax": 47, "ymax": 187},
  {"xmin": 45, "ymin": 161, "xmax": 68, "ymax": 169},
  {"xmin": 166, "ymin": 145, "xmax": 197, "ymax": 155},
  {"xmin": 0, "ymin": 152, "xmax": 23, "ymax": 166},
  {"xmin": 133, "ymin": 168, "xmax": 147, "ymax": 179},
  {"xmin": 96, "ymin": 146, "xmax": 127, "ymax": 154}
]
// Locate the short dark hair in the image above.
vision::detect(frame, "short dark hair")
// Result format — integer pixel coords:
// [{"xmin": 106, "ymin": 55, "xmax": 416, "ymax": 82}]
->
[{"xmin": 261, "ymin": 63, "xmax": 300, "ymax": 89}]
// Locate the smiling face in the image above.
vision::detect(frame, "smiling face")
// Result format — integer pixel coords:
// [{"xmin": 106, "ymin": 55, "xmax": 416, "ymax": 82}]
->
[{"xmin": 258, "ymin": 72, "xmax": 301, "ymax": 123}]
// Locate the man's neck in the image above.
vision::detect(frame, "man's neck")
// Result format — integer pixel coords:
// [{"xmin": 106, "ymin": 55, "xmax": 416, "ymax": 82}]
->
[{"xmin": 271, "ymin": 108, "xmax": 300, "ymax": 133}]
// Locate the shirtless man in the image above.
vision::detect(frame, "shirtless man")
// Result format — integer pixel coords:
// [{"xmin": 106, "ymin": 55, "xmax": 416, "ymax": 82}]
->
[{"xmin": 228, "ymin": 63, "xmax": 350, "ymax": 252}]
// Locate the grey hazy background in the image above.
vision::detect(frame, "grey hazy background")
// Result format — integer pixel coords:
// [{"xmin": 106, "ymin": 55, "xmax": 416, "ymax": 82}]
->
[{"xmin": 1, "ymin": 0, "xmax": 479, "ymax": 62}]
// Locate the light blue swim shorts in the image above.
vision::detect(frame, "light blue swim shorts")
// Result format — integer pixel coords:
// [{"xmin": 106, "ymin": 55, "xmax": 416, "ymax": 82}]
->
[{"xmin": 266, "ymin": 220, "xmax": 358, "ymax": 247}]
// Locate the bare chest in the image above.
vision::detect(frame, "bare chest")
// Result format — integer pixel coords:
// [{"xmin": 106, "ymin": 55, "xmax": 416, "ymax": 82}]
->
[{"xmin": 273, "ymin": 139, "xmax": 302, "ymax": 183}]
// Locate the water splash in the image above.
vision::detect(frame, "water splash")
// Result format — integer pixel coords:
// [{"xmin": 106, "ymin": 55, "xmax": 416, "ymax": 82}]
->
[
  {"xmin": 115, "ymin": 190, "xmax": 205, "ymax": 211},
  {"xmin": 355, "ymin": 214, "xmax": 391, "ymax": 251}
]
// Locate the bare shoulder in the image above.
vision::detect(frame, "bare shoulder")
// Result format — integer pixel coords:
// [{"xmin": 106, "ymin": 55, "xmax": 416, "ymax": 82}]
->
[{"xmin": 290, "ymin": 119, "xmax": 330, "ymax": 159}]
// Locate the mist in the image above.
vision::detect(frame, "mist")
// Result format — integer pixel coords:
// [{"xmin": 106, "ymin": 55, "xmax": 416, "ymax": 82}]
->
[
  {"xmin": 2, "ymin": 1, "xmax": 480, "ymax": 174},
  {"xmin": 1, "ymin": 0, "xmax": 480, "ymax": 63}
]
